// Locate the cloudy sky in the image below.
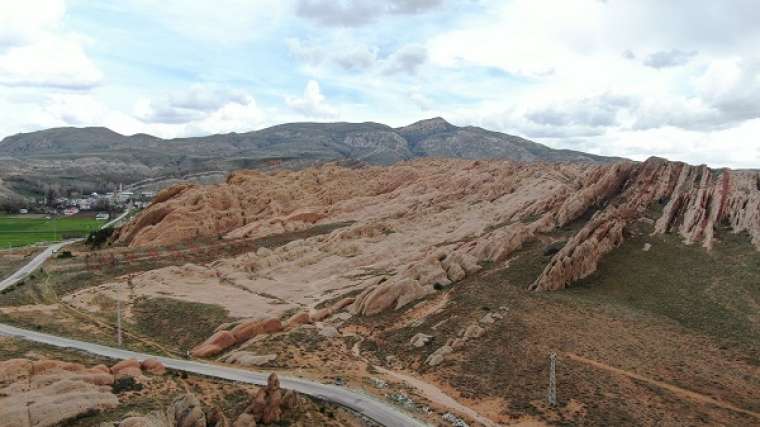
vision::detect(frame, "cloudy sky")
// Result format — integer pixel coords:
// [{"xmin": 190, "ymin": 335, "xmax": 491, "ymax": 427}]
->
[{"xmin": 1, "ymin": 0, "xmax": 759, "ymax": 168}]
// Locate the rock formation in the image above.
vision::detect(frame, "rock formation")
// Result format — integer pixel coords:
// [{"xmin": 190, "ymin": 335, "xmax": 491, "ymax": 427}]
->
[
  {"xmin": 191, "ymin": 330, "xmax": 237, "ymax": 358},
  {"xmin": 170, "ymin": 393, "xmax": 207, "ymax": 427},
  {"xmin": 104, "ymin": 157, "xmax": 760, "ymax": 323},
  {"xmin": 233, "ymin": 373, "xmax": 300, "ymax": 426},
  {"xmin": 0, "ymin": 358, "xmax": 119, "ymax": 427},
  {"xmin": 221, "ymin": 352, "xmax": 277, "ymax": 367}
]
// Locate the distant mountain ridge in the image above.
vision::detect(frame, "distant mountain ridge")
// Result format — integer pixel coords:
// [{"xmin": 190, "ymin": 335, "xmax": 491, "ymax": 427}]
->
[{"xmin": 0, "ymin": 117, "xmax": 619, "ymax": 204}]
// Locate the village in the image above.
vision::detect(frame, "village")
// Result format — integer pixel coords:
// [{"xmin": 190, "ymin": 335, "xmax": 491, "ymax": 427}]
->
[{"xmin": 14, "ymin": 187, "xmax": 155, "ymax": 219}]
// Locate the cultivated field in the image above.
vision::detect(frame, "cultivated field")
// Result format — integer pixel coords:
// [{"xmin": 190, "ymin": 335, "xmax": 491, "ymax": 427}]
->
[{"xmin": 0, "ymin": 214, "xmax": 101, "ymax": 248}]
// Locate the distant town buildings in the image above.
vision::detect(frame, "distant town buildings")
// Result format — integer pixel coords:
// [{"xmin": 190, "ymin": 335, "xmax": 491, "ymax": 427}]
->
[{"xmin": 13, "ymin": 186, "xmax": 155, "ymax": 215}]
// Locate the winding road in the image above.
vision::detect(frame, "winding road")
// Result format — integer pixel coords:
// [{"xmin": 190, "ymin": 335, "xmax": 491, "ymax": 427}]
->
[
  {"xmin": 0, "ymin": 240, "xmax": 428, "ymax": 427},
  {"xmin": 0, "ymin": 209, "xmax": 132, "ymax": 292},
  {"xmin": 0, "ymin": 239, "xmax": 81, "ymax": 291}
]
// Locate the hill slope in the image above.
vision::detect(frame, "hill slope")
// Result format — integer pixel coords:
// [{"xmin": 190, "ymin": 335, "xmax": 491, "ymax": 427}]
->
[{"xmin": 0, "ymin": 117, "xmax": 616, "ymax": 203}]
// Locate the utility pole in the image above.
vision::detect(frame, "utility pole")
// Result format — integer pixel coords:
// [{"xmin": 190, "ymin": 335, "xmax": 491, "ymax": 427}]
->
[
  {"xmin": 116, "ymin": 300, "xmax": 123, "ymax": 347},
  {"xmin": 548, "ymin": 352, "xmax": 557, "ymax": 407}
]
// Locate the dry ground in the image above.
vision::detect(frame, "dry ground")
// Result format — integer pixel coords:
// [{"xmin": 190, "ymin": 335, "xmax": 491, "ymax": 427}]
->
[{"xmin": 0, "ymin": 336, "xmax": 370, "ymax": 426}]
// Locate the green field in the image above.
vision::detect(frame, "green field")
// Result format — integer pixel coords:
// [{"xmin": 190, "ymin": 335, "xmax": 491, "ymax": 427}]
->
[{"xmin": 0, "ymin": 215, "xmax": 102, "ymax": 248}]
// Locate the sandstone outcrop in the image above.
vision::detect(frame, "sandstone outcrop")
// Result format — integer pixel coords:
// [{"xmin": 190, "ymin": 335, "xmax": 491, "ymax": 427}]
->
[
  {"xmin": 221, "ymin": 352, "xmax": 277, "ymax": 367},
  {"xmin": 0, "ymin": 358, "xmax": 119, "ymax": 427},
  {"xmin": 426, "ymin": 345, "xmax": 453, "ymax": 366},
  {"xmin": 141, "ymin": 358, "xmax": 167, "ymax": 375},
  {"xmin": 102, "ymin": 157, "xmax": 760, "ymax": 323},
  {"xmin": 191, "ymin": 330, "xmax": 237, "ymax": 358},
  {"xmin": 233, "ymin": 373, "xmax": 300, "ymax": 426},
  {"xmin": 410, "ymin": 333, "xmax": 433, "ymax": 347},
  {"xmin": 167, "ymin": 393, "xmax": 207, "ymax": 427},
  {"xmin": 529, "ymin": 157, "xmax": 756, "ymax": 290},
  {"xmin": 230, "ymin": 318, "xmax": 283, "ymax": 344}
]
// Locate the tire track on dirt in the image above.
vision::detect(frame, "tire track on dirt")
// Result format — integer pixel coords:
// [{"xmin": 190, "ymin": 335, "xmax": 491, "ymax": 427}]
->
[{"xmin": 566, "ymin": 352, "xmax": 760, "ymax": 420}]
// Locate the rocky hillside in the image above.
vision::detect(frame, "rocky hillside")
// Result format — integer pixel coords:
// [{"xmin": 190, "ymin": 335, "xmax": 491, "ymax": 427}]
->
[
  {"xmin": 15, "ymin": 156, "xmax": 757, "ymax": 426},
  {"xmin": 110, "ymin": 157, "xmax": 760, "ymax": 321},
  {"xmin": 0, "ymin": 118, "xmax": 616, "ymax": 203}
]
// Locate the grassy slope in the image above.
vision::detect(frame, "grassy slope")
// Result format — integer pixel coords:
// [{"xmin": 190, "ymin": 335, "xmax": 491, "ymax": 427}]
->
[
  {"xmin": 566, "ymin": 225, "xmax": 760, "ymax": 351},
  {"xmin": 132, "ymin": 297, "xmax": 232, "ymax": 351}
]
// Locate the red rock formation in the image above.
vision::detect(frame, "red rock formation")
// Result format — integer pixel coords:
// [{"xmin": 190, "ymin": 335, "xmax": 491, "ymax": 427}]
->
[
  {"xmin": 230, "ymin": 318, "xmax": 283, "ymax": 344},
  {"xmin": 141, "ymin": 358, "xmax": 166, "ymax": 375},
  {"xmin": 191, "ymin": 330, "xmax": 237, "ymax": 358},
  {"xmin": 111, "ymin": 157, "xmax": 760, "ymax": 314},
  {"xmin": 532, "ymin": 158, "xmax": 760, "ymax": 290}
]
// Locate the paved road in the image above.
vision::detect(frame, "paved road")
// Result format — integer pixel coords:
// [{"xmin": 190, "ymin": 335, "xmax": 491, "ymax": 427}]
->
[
  {"xmin": 0, "ymin": 240, "xmax": 428, "ymax": 426},
  {"xmin": 101, "ymin": 208, "xmax": 132, "ymax": 229},
  {"xmin": 0, "ymin": 208, "xmax": 131, "ymax": 290},
  {"xmin": 0, "ymin": 323, "xmax": 427, "ymax": 426},
  {"xmin": 0, "ymin": 239, "xmax": 81, "ymax": 291}
]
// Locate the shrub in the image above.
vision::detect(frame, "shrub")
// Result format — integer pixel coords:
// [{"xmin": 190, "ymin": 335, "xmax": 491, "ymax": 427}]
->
[
  {"xmin": 112, "ymin": 376, "xmax": 143, "ymax": 393},
  {"xmin": 86, "ymin": 227, "xmax": 114, "ymax": 249}
]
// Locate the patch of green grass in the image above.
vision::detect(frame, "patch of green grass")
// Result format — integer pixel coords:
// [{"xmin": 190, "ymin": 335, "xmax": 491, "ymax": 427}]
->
[
  {"xmin": 0, "ymin": 215, "xmax": 101, "ymax": 248},
  {"xmin": 132, "ymin": 297, "xmax": 232, "ymax": 351}
]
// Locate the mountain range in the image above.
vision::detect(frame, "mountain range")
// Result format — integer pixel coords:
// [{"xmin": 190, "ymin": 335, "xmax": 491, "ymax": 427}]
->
[{"xmin": 0, "ymin": 117, "xmax": 617, "ymax": 204}]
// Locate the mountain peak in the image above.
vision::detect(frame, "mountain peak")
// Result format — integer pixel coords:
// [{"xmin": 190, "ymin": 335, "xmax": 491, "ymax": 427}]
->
[{"xmin": 397, "ymin": 117, "xmax": 456, "ymax": 137}]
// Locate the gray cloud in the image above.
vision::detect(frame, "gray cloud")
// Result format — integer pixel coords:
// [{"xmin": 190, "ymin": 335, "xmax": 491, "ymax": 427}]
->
[
  {"xmin": 526, "ymin": 94, "xmax": 634, "ymax": 129},
  {"xmin": 334, "ymin": 48, "xmax": 377, "ymax": 71},
  {"xmin": 634, "ymin": 60, "xmax": 760, "ymax": 131},
  {"xmin": 137, "ymin": 86, "xmax": 252, "ymax": 124},
  {"xmin": 167, "ymin": 86, "xmax": 249, "ymax": 112},
  {"xmin": 288, "ymin": 38, "xmax": 425, "ymax": 75},
  {"xmin": 295, "ymin": 0, "xmax": 443, "ymax": 27},
  {"xmin": 287, "ymin": 38, "xmax": 377, "ymax": 71},
  {"xmin": 643, "ymin": 49, "xmax": 698, "ymax": 68},
  {"xmin": 383, "ymin": 44, "xmax": 427, "ymax": 75}
]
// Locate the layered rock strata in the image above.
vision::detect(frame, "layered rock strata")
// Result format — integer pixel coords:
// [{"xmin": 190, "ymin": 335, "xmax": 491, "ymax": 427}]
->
[{"xmin": 107, "ymin": 158, "xmax": 760, "ymax": 321}]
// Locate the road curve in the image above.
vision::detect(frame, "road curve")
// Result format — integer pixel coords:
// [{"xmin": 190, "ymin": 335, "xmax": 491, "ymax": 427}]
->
[
  {"xmin": 0, "ymin": 239, "xmax": 81, "ymax": 291},
  {"xmin": 0, "ymin": 323, "xmax": 427, "ymax": 427},
  {"xmin": 0, "ymin": 240, "xmax": 428, "ymax": 426},
  {"xmin": 0, "ymin": 208, "xmax": 131, "ymax": 291},
  {"xmin": 101, "ymin": 208, "xmax": 132, "ymax": 229}
]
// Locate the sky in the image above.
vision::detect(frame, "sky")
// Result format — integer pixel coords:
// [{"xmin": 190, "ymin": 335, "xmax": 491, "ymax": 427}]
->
[{"xmin": 1, "ymin": 0, "xmax": 759, "ymax": 168}]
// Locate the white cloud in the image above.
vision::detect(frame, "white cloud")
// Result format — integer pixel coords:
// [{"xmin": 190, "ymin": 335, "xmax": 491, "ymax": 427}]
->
[
  {"xmin": 0, "ymin": 0, "xmax": 65, "ymax": 47},
  {"xmin": 182, "ymin": 98, "xmax": 267, "ymax": 136},
  {"xmin": 134, "ymin": 85, "xmax": 252, "ymax": 124},
  {"xmin": 124, "ymin": 0, "xmax": 285, "ymax": 44},
  {"xmin": 0, "ymin": 0, "xmax": 102, "ymax": 90},
  {"xmin": 0, "ymin": 37, "xmax": 103, "ymax": 90},
  {"xmin": 285, "ymin": 80, "xmax": 338, "ymax": 119}
]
